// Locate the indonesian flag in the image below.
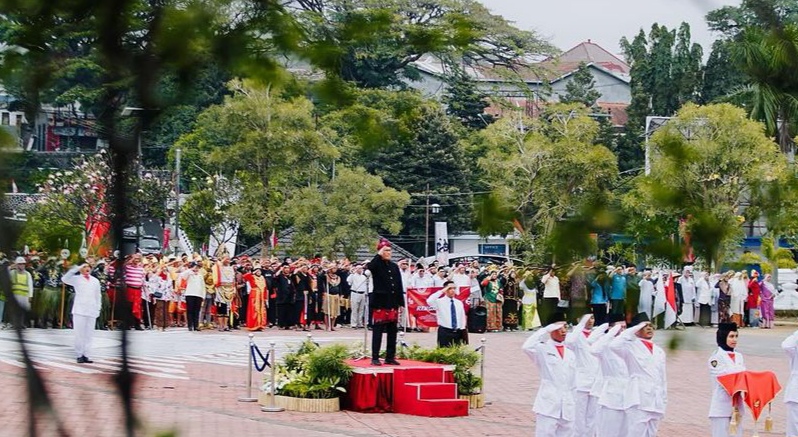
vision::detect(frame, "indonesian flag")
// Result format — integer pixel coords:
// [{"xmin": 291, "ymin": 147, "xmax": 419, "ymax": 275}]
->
[
  {"xmin": 270, "ymin": 228, "xmax": 278, "ymax": 249},
  {"xmin": 664, "ymin": 273, "xmax": 677, "ymax": 328},
  {"xmin": 718, "ymin": 370, "xmax": 781, "ymax": 421}
]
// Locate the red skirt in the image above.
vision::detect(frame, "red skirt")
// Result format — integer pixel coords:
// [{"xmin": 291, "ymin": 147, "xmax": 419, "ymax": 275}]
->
[{"xmin": 126, "ymin": 287, "xmax": 143, "ymax": 319}]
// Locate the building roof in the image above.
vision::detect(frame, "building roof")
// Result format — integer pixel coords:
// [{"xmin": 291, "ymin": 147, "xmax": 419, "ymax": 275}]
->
[{"xmin": 543, "ymin": 40, "xmax": 630, "ymax": 77}]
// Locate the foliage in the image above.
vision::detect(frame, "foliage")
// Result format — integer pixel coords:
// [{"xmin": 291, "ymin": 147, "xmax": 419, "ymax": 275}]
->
[
  {"xmin": 175, "ymin": 81, "xmax": 338, "ymax": 249},
  {"xmin": 402, "ymin": 344, "xmax": 482, "ymax": 395},
  {"xmin": 559, "ymin": 62, "xmax": 601, "ymax": 108},
  {"xmin": 475, "ymin": 104, "xmax": 618, "ymax": 263},
  {"xmin": 617, "ymin": 23, "xmax": 703, "ymax": 172},
  {"xmin": 701, "ymin": 40, "xmax": 747, "ymax": 104},
  {"xmin": 622, "ymin": 103, "xmax": 788, "ymax": 271},
  {"xmin": 179, "ymin": 175, "xmax": 238, "ymax": 251},
  {"xmin": 268, "ymin": 341, "xmax": 353, "ymax": 399},
  {"xmin": 292, "ymin": 0, "xmax": 556, "ymax": 88},
  {"xmin": 285, "ymin": 167, "xmax": 410, "ymax": 258},
  {"xmin": 443, "ymin": 65, "xmax": 495, "ymax": 130}
]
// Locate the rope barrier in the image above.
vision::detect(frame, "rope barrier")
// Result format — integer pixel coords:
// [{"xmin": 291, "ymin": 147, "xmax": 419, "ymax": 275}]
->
[{"xmin": 251, "ymin": 343, "xmax": 271, "ymax": 372}]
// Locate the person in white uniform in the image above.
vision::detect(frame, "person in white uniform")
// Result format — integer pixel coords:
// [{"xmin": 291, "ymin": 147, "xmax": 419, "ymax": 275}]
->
[
  {"xmin": 592, "ymin": 312, "xmax": 632, "ymax": 437},
  {"xmin": 565, "ymin": 314, "xmax": 608, "ymax": 437},
  {"xmin": 522, "ymin": 313, "xmax": 575, "ymax": 437},
  {"xmin": 61, "ymin": 263, "xmax": 102, "ymax": 364},
  {"xmin": 427, "ymin": 280, "xmax": 467, "ymax": 347},
  {"xmin": 781, "ymin": 328, "xmax": 798, "ymax": 437},
  {"xmin": 678, "ymin": 269, "xmax": 697, "ymax": 324},
  {"xmin": 610, "ymin": 312, "xmax": 667, "ymax": 437},
  {"xmin": 637, "ymin": 271, "xmax": 655, "ymax": 320},
  {"xmin": 708, "ymin": 322, "xmax": 745, "ymax": 437}
]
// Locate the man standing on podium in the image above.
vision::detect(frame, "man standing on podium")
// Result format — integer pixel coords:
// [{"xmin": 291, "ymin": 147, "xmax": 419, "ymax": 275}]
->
[
  {"xmin": 428, "ymin": 280, "xmax": 467, "ymax": 347},
  {"xmin": 366, "ymin": 239, "xmax": 405, "ymax": 366}
]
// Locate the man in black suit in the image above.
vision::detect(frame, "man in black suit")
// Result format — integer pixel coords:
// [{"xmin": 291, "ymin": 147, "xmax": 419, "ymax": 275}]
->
[{"xmin": 366, "ymin": 239, "xmax": 404, "ymax": 366}]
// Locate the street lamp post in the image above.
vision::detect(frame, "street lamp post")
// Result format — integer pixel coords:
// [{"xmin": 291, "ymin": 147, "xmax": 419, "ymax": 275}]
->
[{"xmin": 424, "ymin": 183, "xmax": 441, "ymax": 259}]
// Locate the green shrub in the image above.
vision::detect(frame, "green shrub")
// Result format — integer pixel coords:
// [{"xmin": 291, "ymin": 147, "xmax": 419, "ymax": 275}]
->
[{"xmin": 273, "ymin": 341, "xmax": 353, "ymax": 399}]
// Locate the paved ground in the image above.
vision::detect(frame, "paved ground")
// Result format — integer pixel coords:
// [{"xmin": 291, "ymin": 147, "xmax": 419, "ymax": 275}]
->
[{"xmin": 0, "ymin": 323, "xmax": 795, "ymax": 436}]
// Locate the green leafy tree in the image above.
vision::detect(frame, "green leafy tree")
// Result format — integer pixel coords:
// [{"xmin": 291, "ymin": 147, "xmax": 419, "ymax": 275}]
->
[
  {"xmin": 559, "ymin": 62, "xmax": 601, "ymax": 107},
  {"xmin": 176, "ymin": 80, "xmax": 339, "ymax": 251},
  {"xmin": 701, "ymin": 40, "xmax": 746, "ymax": 104},
  {"xmin": 442, "ymin": 66, "xmax": 494, "ymax": 130},
  {"xmin": 285, "ymin": 167, "xmax": 410, "ymax": 258},
  {"xmin": 623, "ymin": 103, "xmax": 789, "ymax": 271},
  {"xmin": 293, "ymin": 0, "xmax": 556, "ymax": 88},
  {"xmin": 475, "ymin": 104, "xmax": 619, "ymax": 263}
]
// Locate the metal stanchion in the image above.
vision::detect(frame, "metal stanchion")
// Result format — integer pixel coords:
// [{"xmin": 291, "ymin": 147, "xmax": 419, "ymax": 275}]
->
[
  {"xmin": 261, "ymin": 340, "xmax": 284, "ymax": 412},
  {"xmin": 398, "ymin": 331, "xmax": 406, "ymax": 357},
  {"xmin": 479, "ymin": 338, "xmax": 486, "ymax": 393},
  {"xmin": 238, "ymin": 333, "xmax": 258, "ymax": 402}
]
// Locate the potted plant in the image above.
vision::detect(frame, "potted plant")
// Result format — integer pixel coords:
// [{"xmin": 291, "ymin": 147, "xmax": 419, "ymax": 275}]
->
[
  {"xmin": 404, "ymin": 345, "xmax": 484, "ymax": 408},
  {"xmin": 260, "ymin": 341, "xmax": 353, "ymax": 412}
]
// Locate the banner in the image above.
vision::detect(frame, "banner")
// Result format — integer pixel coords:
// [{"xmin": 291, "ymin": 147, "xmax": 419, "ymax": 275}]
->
[
  {"xmin": 406, "ymin": 286, "xmax": 470, "ymax": 328},
  {"xmin": 434, "ymin": 221, "xmax": 449, "ymax": 265}
]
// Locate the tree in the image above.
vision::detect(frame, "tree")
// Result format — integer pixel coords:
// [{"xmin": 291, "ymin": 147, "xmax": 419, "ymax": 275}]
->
[
  {"xmin": 285, "ymin": 167, "xmax": 410, "ymax": 258},
  {"xmin": 442, "ymin": 66, "xmax": 494, "ymax": 130},
  {"xmin": 701, "ymin": 40, "xmax": 747, "ymax": 104},
  {"xmin": 623, "ymin": 103, "xmax": 789, "ymax": 271},
  {"xmin": 475, "ymin": 104, "xmax": 619, "ymax": 263},
  {"xmin": 559, "ymin": 62, "xmax": 601, "ymax": 107},
  {"xmin": 175, "ymin": 81, "xmax": 339, "ymax": 250},
  {"xmin": 292, "ymin": 0, "xmax": 556, "ymax": 88},
  {"xmin": 179, "ymin": 175, "xmax": 238, "ymax": 252}
]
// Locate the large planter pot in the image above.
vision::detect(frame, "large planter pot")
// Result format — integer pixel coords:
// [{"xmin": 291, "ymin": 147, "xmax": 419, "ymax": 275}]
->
[
  {"xmin": 258, "ymin": 393, "xmax": 340, "ymax": 412},
  {"xmin": 459, "ymin": 393, "xmax": 485, "ymax": 409}
]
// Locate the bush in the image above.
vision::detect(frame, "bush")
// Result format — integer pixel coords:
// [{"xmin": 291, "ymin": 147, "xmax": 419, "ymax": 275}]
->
[{"xmin": 270, "ymin": 341, "xmax": 354, "ymax": 399}]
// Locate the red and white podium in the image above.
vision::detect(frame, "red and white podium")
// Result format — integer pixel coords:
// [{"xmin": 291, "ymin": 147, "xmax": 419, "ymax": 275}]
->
[{"xmin": 342, "ymin": 359, "xmax": 469, "ymax": 417}]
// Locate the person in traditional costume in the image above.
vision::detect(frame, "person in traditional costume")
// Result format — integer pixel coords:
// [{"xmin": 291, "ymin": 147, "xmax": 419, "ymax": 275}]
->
[
  {"xmin": 708, "ymin": 322, "xmax": 745, "ymax": 437},
  {"xmin": 759, "ymin": 274, "xmax": 775, "ymax": 329},
  {"xmin": 275, "ymin": 263, "xmax": 295, "ymax": 329},
  {"xmin": 147, "ymin": 265, "xmax": 173, "ymax": 331},
  {"xmin": 520, "ymin": 273, "xmax": 541, "ymax": 330},
  {"xmin": 481, "ymin": 270, "xmax": 503, "ymax": 332},
  {"xmin": 243, "ymin": 264, "xmax": 267, "ymax": 331},
  {"xmin": 746, "ymin": 270, "xmax": 761, "ymax": 328},
  {"xmin": 697, "ymin": 271, "xmax": 713, "ymax": 327},
  {"xmin": 317, "ymin": 262, "xmax": 342, "ymax": 330},
  {"xmin": 540, "ymin": 267, "xmax": 562, "ymax": 325},
  {"xmin": 307, "ymin": 264, "xmax": 323, "ymax": 330},
  {"xmin": 715, "ymin": 272, "xmax": 733, "ymax": 324},
  {"xmin": 366, "ymin": 239, "xmax": 404, "ymax": 366},
  {"xmin": 501, "ymin": 268, "xmax": 520, "ymax": 331},
  {"xmin": 213, "ymin": 256, "xmax": 237, "ymax": 331},
  {"xmin": 293, "ymin": 262, "xmax": 312, "ymax": 331},
  {"xmin": 36, "ymin": 258, "xmax": 64, "ymax": 329},
  {"xmin": 609, "ymin": 312, "xmax": 667, "ymax": 437},
  {"xmin": 565, "ymin": 314, "xmax": 608, "ymax": 437},
  {"xmin": 124, "ymin": 254, "xmax": 146, "ymax": 330},
  {"xmin": 729, "ymin": 272, "xmax": 747, "ymax": 328},
  {"xmin": 781, "ymin": 329, "xmax": 798, "ymax": 436},
  {"xmin": 522, "ymin": 312, "xmax": 575, "ymax": 437}
]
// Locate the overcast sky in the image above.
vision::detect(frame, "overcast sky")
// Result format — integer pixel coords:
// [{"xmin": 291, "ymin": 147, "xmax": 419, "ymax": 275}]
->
[{"xmin": 477, "ymin": 0, "xmax": 742, "ymax": 58}]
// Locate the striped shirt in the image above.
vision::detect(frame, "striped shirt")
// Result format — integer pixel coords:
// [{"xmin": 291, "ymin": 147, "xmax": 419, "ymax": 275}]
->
[{"xmin": 125, "ymin": 264, "xmax": 145, "ymax": 288}]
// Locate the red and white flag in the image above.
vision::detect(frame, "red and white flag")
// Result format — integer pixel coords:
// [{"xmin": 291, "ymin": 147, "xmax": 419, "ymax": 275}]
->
[
  {"xmin": 270, "ymin": 228, "xmax": 278, "ymax": 249},
  {"xmin": 664, "ymin": 273, "xmax": 677, "ymax": 328}
]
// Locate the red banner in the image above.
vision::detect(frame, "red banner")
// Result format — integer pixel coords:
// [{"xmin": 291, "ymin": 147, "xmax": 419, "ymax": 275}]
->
[{"xmin": 406, "ymin": 287, "xmax": 471, "ymax": 328}]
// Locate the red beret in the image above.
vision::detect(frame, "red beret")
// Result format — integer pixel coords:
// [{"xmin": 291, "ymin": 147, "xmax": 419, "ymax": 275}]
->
[{"xmin": 376, "ymin": 238, "xmax": 391, "ymax": 252}]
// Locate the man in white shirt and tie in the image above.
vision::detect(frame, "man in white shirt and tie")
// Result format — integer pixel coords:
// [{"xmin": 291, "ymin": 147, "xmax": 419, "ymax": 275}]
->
[{"xmin": 427, "ymin": 281, "xmax": 466, "ymax": 347}]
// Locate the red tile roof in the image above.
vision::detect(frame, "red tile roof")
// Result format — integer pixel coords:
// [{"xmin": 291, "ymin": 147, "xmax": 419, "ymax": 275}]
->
[{"xmin": 542, "ymin": 40, "xmax": 630, "ymax": 76}]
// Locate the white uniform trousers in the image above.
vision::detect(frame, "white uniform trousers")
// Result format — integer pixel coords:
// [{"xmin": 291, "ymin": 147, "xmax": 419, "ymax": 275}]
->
[
  {"xmin": 626, "ymin": 407, "xmax": 662, "ymax": 437},
  {"xmin": 535, "ymin": 413, "xmax": 573, "ymax": 437},
  {"xmin": 710, "ymin": 416, "xmax": 743, "ymax": 437},
  {"xmin": 350, "ymin": 292, "xmax": 367, "ymax": 328},
  {"xmin": 597, "ymin": 406, "xmax": 626, "ymax": 437},
  {"xmin": 574, "ymin": 391, "xmax": 598, "ymax": 436},
  {"xmin": 73, "ymin": 314, "xmax": 97, "ymax": 358},
  {"xmin": 788, "ymin": 402, "xmax": 798, "ymax": 437}
]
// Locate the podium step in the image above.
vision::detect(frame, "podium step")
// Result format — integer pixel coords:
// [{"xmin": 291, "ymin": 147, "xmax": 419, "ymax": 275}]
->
[
  {"xmin": 407, "ymin": 382, "xmax": 457, "ymax": 400},
  {"xmin": 413, "ymin": 398, "xmax": 470, "ymax": 417}
]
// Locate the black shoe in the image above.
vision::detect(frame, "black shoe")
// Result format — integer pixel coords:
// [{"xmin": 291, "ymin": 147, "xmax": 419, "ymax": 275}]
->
[
  {"xmin": 370, "ymin": 358, "xmax": 382, "ymax": 366},
  {"xmin": 314, "ymin": 325, "xmax": 322, "ymax": 330},
  {"xmin": 81, "ymin": 356, "xmax": 94, "ymax": 364},
  {"xmin": 76, "ymin": 357, "xmax": 86, "ymax": 364},
  {"xmin": 384, "ymin": 359, "xmax": 401, "ymax": 366},
  {"xmin": 135, "ymin": 325, "xmax": 144, "ymax": 331}
]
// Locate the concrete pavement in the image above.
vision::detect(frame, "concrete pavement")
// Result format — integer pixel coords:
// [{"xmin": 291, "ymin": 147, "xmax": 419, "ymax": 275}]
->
[{"xmin": 0, "ymin": 325, "xmax": 794, "ymax": 436}]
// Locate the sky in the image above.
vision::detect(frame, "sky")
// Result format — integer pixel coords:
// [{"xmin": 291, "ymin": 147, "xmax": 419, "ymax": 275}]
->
[{"xmin": 477, "ymin": 0, "xmax": 742, "ymax": 58}]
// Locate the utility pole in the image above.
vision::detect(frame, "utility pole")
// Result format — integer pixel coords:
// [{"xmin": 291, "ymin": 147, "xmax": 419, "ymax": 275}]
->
[
  {"xmin": 174, "ymin": 148, "xmax": 181, "ymax": 255},
  {"xmin": 425, "ymin": 183, "xmax": 430, "ymax": 258}
]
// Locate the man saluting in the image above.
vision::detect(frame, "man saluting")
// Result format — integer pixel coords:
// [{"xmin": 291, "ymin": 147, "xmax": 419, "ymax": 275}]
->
[
  {"xmin": 522, "ymin": 312, "xmax": 576, "ymax": 437},
  {"xmin": 62, "ymin": 263, "xmax": 102, "ymax": 364},
  {"xmin": 427, "ymin": 280, "xmax": 467, "ymax": 347}
]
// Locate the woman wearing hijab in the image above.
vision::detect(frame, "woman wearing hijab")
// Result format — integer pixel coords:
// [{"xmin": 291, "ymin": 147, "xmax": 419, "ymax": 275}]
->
[
  {"xmin": 760, "ymin": 274, "xmax": 776, "ymax": 329},
  {"xmin": 708, "ymin": 323, "xmax": 745, "ymax": 437}
]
